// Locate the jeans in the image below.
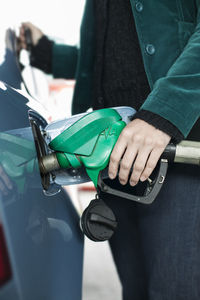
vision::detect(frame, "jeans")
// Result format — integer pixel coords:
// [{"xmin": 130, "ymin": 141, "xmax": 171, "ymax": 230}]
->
[{"xmin": 100, "ymin": 164, "xmax": 200, "ymax": 300}]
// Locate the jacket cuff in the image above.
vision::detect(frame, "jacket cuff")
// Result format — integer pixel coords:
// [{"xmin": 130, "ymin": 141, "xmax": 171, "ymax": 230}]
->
[
  {"xmin": 30, "ymin": 35, "xmax": 53, "ymax": 74},
  {"xmin": 133, "ymin": 110, "xmax": 184, "ymax": 144}
]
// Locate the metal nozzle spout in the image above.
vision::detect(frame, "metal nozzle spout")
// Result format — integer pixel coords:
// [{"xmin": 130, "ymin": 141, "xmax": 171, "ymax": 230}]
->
[
  {"xmin": 39, "ymin": 153, "xmax": 60, "ymax": 175},
  {"xmin": 175, "ymin": 140, "xmax": 200, "ymax": 165}
]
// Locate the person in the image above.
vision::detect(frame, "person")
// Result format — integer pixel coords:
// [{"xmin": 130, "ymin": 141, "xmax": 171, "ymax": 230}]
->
[{"xmin": 19, "ymin": 1, "xmax": 200, "ymax": 299}]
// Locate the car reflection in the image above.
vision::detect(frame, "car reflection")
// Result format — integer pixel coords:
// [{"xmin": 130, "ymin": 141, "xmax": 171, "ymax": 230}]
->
[{"xmin": 0, "ymin": 131, "xmax": 38, "ymax": 196}]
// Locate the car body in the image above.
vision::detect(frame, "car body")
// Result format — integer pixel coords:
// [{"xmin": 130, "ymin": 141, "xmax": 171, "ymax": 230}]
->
[{"xmin": 0, "ymin": 28, "xmax": 84, "ymax": 300}]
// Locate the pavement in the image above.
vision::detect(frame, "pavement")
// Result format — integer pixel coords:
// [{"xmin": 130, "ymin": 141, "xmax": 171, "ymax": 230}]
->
[{"xmin": 82, "ymin": 239, "xmax": 122, "ymax": 300}]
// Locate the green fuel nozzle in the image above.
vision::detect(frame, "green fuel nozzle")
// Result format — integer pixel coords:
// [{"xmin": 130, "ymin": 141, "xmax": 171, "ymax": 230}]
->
[
  {"xmin": 35, "ymin": 106, "xmax": 200, "ymax": 204},
  {"xmin": 47, "ymin": 108, "xmax": 126, "ymax": 187}
]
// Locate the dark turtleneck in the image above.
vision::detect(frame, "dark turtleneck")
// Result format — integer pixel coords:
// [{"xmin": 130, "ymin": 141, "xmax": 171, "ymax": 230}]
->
[{"xmin": 93, "ymin": 0, "xmax": 183, "ymax": 143}]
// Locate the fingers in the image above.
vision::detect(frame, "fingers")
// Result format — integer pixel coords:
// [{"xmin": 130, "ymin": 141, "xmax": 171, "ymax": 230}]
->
[
  {"xmin": 140, "ymin": 145, "xmax": 166, "ymax": 182},
  {"xmin": 19, "ymin": 23, "xmax": 30, "ymax": 50},
  {"xmin": 118, "ymin": 147, "xmax": 137, "ymax": 185},
  {"xmin": 108, "ymin": 118, "xmax": 171, "ymax": 187},
  {"xmin": 18, "ymin": 25, "xmax": 27, "ymax": 50},
  {"xmin": 0, "ymin": 166, "xmax": 13, "ymax": 196},
  {"xmin": 108, "ymin": 133, "xmax": 128, "ymax": 179},
  {"xmin": 19, "ymin": 22, "xmax": 43, "ymax": 50},
  {"xmin": 129, "ymin": 146, "xmax": 152, "ymax": 186}
]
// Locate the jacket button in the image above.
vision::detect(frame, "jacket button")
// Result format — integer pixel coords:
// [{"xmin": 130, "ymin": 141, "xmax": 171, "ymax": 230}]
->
[
  {"xmin": 81, "ymin": 72, "xmax": 87, "ymax": 78},
  {"xmin": 136, "ymin": 2, "xmax": 143, "ymax": 12},
  {"xmin": 145, "ymin": 44, "xmax": 155, "ymax": 55}
]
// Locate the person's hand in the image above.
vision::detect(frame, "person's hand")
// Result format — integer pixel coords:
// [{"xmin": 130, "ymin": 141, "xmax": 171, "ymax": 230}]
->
[
  {"xmin": 19, "ymin": 22, "xmax": 44, "ymax": 50},
  {"xmin": 0, "ymin": 165, "xmax": 13, "ymax": 196},
  {"xmin": 108, "ymin": 118, "xmax": 171, "ymax": 186}
]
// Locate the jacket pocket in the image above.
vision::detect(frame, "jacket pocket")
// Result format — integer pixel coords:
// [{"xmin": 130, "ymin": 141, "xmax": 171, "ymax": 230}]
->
[{"xmin": 178, "ymin": 21, "xmax": 195, "ymax": 50}]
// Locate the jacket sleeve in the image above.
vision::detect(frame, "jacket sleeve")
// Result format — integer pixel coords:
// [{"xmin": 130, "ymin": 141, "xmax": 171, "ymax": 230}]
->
[
  {"xmin": 52, "ymin": 43, "xmax": 79, "ymax": 79},
  {"xmin": 141, "ymin": 3, "xmax": 200, "ymax": 138}
]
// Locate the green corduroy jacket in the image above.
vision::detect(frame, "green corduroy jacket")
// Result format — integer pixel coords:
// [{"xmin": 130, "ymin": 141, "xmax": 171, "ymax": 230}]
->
[{"xmin": 52, "ymin": 0, "xmax": 200, "ymax": 138}]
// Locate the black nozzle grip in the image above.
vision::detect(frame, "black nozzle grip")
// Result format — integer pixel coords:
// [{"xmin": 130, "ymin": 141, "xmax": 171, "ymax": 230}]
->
[{"xmin": 162, "ymin": 143, "xmax": 176, "ymax": 162}]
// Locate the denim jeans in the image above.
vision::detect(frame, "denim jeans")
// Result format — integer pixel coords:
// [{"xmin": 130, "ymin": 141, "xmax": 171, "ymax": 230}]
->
[{"xmin": 100, "ymin": 163, "xmax": 200, "ymax": 300}]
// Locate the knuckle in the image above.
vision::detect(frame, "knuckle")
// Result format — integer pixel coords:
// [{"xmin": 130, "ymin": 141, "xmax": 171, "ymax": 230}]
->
[
  {"xmin": 142, "ymin": 170, "xmax": 150, "ymax": 178},
  {"xmin": 146, "ymin": 161, "xmax": 155, "ymax": 170},
  {"xmin": 121, "ymin": 128, "xmax": 130, "ymax": 139},
  {"xmin": 156, "ymin": 140, "xmax": 165, "ymax": 148},
  {"xmin": 120, "ymin": 162, "xmax": 130, "ymax": 171},
  {"xmin": 131, "ymin": 173, "xmax": 140, "ymax": 183},
  {"xmin": 110, "ymin": 154, "xmax": 118, "ymax": 164},
  {"xmin": 134, "ymin": 163, "xmax": 143, "ymax": 172},
  {"xmin": 144, "ymin": 137, "xmax": 153, "ymax": 146},
  {"xmin": 133, "ymin": 134, "xmax": 142, "ymax": 144}
]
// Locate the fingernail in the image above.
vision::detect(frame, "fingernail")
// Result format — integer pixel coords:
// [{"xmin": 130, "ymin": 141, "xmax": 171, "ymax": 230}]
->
[
  {"xmin": 119, "ymin": 179, "xmax": 126, "ymax": 185},
  {"xmin": 109, "ymin": 173, "xmax": 115, "ymax": 179},
  {"xmin": 130, "ymin": 181, "xmax": 137, "ymax": 186},
  {"xmin": 140, "ymin": 176, "xmax": 146, "ymax": 182}
]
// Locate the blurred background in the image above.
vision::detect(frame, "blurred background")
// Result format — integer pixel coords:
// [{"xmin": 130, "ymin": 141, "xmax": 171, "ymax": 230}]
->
[{"xmin": 2, "ymin": 0, "xmax": 122, "ymax": 299}]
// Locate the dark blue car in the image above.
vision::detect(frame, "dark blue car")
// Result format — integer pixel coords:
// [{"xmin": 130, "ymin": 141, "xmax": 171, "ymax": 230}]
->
[{"xmin": 0, "ymin": 28, "xmax": 84, "ymax": 300}]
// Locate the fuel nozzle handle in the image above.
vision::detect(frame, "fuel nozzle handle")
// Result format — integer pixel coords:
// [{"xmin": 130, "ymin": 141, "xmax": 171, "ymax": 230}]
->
[{"xmin": 24, "ymin": 28, "xmax": 32, "ymax": 51}]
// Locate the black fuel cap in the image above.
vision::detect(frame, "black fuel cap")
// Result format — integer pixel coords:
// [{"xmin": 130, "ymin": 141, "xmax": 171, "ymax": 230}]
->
[{"xmin": 81, "ymin": 198, "xmax": 117, "ymax": 242}]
